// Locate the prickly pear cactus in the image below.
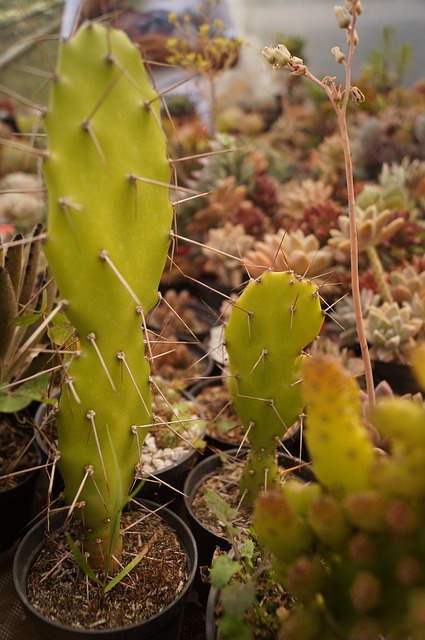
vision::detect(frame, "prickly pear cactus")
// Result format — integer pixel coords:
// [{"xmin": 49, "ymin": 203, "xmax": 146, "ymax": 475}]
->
[
  {"xmin": 302, "ymin": 353, "xmax": 375, "ymax": 495},
  {"xmin": 43, "ymin": 23, "xmax": 173, "ymax": 570},
  {"xmin": 254, "ymin": 352, "xmax": 425, "ymax": 639},
  {"xmin": 224, "ymin": 270, "xmax": 323, "ymax": 503}
]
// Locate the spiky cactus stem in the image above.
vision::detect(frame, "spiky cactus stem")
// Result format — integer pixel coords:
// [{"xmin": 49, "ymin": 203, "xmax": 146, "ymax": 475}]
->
[
  {"xmin": 224, "ymin": 270, "xmax": 323, "ymax": 503},
  {"xmin": 43, "ymin": 23, "xmax": 173, "ymax": 571},
  {"xmin": 254, "ymin": 351, "xmax": 425, "ymax": 639}
]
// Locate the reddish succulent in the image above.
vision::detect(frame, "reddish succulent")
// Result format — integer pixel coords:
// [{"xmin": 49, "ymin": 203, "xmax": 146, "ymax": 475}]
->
[
  {"xmin": 249, "ymin": 173, "xmax": 282, "ymax": 220},
  {"xmin": 296, "ymin": 201, "xmax": 344, "ymax": 245},
  {"xmin": 381, "ymin": 210, "xmax": 425, "ymax": 263}
]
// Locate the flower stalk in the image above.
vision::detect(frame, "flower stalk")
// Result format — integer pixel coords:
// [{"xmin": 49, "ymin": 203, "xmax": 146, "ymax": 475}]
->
[{"xmin": 262, "ymin": 0, "xmax": 375, "ymax": 408}]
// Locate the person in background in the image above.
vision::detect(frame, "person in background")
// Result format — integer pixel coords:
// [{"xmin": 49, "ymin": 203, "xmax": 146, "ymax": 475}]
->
[{"xmin": 61, "ymin": 0, "xmax": 240, "ymax": 129}]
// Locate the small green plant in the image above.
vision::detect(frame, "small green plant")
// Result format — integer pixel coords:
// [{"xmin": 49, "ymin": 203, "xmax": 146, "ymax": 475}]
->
[{"xmin": 207, "ymin": 488, "xmax": 289, "ymax": 640}]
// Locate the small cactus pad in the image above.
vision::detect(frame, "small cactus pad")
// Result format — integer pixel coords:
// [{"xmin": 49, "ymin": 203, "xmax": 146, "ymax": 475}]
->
[
  {"xmin": 225, "ymin": 270, "xmax": 323, "ymax": 501},
  {"xmin": 302, "ymin": 354, "xmax": 375, "ymax": 495}
]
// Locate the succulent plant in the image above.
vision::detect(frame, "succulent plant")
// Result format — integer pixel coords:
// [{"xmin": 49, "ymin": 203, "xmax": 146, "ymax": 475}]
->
[
  {"xmin": 277, "ymin": 178, "xmax": 334, "ymax": 222},
  {"xmin": 254, "ymin": 350, "xmax": 425, "ymax": 639},
  {"xmin": 42, "ymin": 22, "xmax": 173, "ymax": 573},
  {"xmin": 311, "ymin": 132, "xmax": 345, "ymax": 184},
  {"xmin": 330, "ymin": 288, "xmax": 381, "ymax": 347},
  {"xmin": 243, "ymin": 228, "xmax": 334, "ymax": 279},
  {"xmin": 294, "ymin": 200, "xmax": 344, "ymax": 245},
  {"xmin": 390, "ymin": 264, "xmax": 425, "ymax": 307},
  {"xmin": 365, "ymin": 301, "xmax": 423, "ymax": 364},
  {"xmin": 224, "ymin": 269, "xmax": 324, "ymax": 503},
  {"xmin": 185, "ymin": 175, "xmax": 272, "ymax": 239},
  {"xmin": 202, "ymin": 222, "xmax": 254, "ymax": 288},
  {"xmin": 328, "ymin": 203, "xmax": 405, "ymax": 254}
]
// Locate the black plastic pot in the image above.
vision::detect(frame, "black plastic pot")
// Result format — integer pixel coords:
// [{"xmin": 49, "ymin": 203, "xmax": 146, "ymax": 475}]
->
[
  {"xmin": 183, "ymin": 448, "xmax": 314, "ymax": 567},
  {"xmin": 183, "ymin": 451, "xmax": 233, "ymax": 567},
  {"xmin": 0, "ymin": 426, "xmax": 43, "ymax": 551},
  {"xmin": 205, "ymin": 582, "xmax": 220, "ymax": 640},
  {"xmin": 13, "ymin": 499, "xmax": 198, "ymax": 640},
  {"xmin": 372, "ymin": 360, "xmax": 421, "ymax": 396}
]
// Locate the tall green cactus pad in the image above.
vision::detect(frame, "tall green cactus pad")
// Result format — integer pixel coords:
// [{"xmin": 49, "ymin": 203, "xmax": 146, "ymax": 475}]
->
[
  {"xmin": 43, "ymin": 23, "xmax": 173, "ymax": 569},
  {"xmin": 224, "ymin": 270, "xmax": 323, "ymax": 502},
  {"xmin": 302, "ymin": 354, "xmax": 375, "ymax": 496}
]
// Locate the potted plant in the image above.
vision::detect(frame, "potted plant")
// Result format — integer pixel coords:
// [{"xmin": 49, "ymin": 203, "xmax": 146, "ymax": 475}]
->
[
  {"xmin": 0, "ymin": 223, "xmax": 59, "ymax": 549},
  {"xmin": 13, "ymin": 21, "xmax": 197, "ymax": 636}
]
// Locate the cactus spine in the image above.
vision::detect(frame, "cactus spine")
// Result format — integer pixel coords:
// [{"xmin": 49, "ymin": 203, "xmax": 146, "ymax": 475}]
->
[
  {"xmin": 43, "ymin": 23, "xmax": 173, "ymax": 570},
  {"xmin": 254, "ymin": 352, "xmax": 425, "ymax": 639},
  {"xmin": 224, "ymin": 270, "xmax": 323, "ymax": 503}
]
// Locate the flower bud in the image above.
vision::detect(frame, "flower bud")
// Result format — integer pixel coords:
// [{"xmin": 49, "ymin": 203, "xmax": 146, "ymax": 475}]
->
[
  {"xmin": 350, "ymin": 86, "xmax": 365, "ymax": 103},
  {"xmin": 331, "ymin": 46, "xmax": 346, "ymax": 64},
  {"xmin": 347, "ymin": 0, "xmax": 363, "ymax": 15},
  {"xmin": 334, "ymin": 5, "xmax": 351, "ymax": 29},
  {"xmin": 347, "ymin": 27, "xmax": 360, "ymax": 46},
  {"xmin": 262, "ymin": 44, "xmax": 291, "ymax": 69},
  {"xmin": 289, "ymin": 56, "xmax": 307, "ymax": 75}
]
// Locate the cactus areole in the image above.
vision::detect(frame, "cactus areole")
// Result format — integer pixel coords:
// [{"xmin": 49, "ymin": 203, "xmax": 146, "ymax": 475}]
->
[{"xmin": 43, "ymin": 23, "xmax": 173, "ymax": 571}]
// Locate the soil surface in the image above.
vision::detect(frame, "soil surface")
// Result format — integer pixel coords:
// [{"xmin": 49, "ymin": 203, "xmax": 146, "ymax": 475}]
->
[{"xmin": 27, "ymin": 504, "xmax": 190, "ymax": 630}]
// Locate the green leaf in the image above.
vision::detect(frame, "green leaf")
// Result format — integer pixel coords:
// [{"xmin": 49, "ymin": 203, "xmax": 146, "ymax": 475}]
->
[
  {"xmin": 221, "ymin": 578, "xmax": 256, "ymax": 616},
  {"xmin": 66, "ymin": 532, "xmax": 102, "ymax": 586},
  {"xmin": 218, "ymin": 614, "xmax": 254, "ymax": 640},
  {"xmin": 48, "ymin": 314, "xmax": 74, "ymax": 346},
  {"xmin": 0, "ymin": 374, "xmax": 50, "ymax": 412},
  {"xmin": 209, "ymin": 554, "xmax": 241, "ymax": 590},
  {"xmin": 12, "ymin": 312, "xmax": 42, "ymax": 327},
  {"xmin": 204, "ymin": 487, "xmax": 239, "ymax": 526},
  {"xmin": 104, "ymin": 542, "xmax": 151, "ymax": 594},
  {"xmin": 218, "ymin": 419, "xmax": 239, "ymax": 435},
  {"xmin": 239, "ymin": 538, "xmax": 255, "ymax": 568}
]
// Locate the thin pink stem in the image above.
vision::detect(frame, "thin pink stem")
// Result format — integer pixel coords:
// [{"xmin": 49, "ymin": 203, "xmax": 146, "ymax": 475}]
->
[{"xmin": 302, "ymin": 9, "xmax": 375, "ymax": 408}]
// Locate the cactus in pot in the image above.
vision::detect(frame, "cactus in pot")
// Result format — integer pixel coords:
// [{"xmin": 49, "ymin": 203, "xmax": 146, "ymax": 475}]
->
[
  {"xmin": 224, "ymin": 270, "xmax": 324, "ymax": 503},
  {"xmin": 42, "ymin": 22, "xmax": 173, "ymax": 572},
  {"xmin": 253, "ymin": 350, "xmax": 425, "ymax": 639}
]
